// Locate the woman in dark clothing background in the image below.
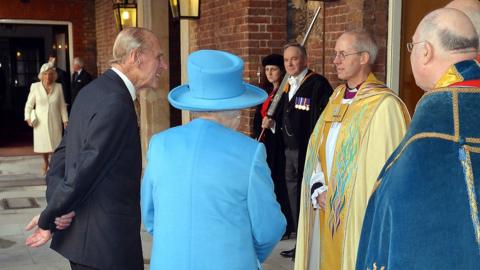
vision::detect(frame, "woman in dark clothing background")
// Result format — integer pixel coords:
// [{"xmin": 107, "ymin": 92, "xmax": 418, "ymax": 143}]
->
[{"xmin": 253, "ymin": 54, "xmax": 294, "ymax": 239}]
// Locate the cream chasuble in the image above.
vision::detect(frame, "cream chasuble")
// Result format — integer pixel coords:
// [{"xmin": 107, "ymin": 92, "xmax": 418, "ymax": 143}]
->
[{"xmin": 294, "ymin": 73, "xmax": 410, "ymax": 270}]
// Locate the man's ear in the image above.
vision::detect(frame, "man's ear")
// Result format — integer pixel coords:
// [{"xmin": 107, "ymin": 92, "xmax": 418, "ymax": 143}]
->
[
  {"xmin": 360, "ymin": 52, "xmax": 370, "ymax": 65},
  {"xmin": 130, "ymin": 49, "xmax": 141, "ymax": 65},
  {"xmin": 422, "ymin": 41, "xmax": 434, "ymax": 64}
]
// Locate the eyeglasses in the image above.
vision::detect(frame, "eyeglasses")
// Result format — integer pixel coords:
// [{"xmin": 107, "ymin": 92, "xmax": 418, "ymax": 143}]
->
[
  {"xmin": 406, "ymin": 41, "xmax": 426, "ymax": 53},
  {"xmin": 334, "ymin": 51, "xmax": 364, "ymax": 61}
]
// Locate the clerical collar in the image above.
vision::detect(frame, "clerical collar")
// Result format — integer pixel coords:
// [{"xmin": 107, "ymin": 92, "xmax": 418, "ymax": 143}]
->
[{"xmin": 344, "ymin": 82, "xmax": 362, "ymax": 99}]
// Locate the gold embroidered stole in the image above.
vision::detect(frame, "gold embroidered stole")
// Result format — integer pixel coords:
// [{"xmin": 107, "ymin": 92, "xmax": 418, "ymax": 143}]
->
[{"xmin": 296, "ymin": 73, "xmax": 398, "ymax": 270}]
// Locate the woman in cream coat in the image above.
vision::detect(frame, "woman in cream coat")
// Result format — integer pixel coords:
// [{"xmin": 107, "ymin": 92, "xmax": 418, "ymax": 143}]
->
[{"xmin": 25, "ymin": 63, "xmax": 68, "ymax": 174}]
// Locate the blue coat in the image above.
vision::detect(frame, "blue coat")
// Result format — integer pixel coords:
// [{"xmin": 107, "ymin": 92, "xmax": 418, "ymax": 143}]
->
[{"xmin": 141, "ymin": 118, "xmax": 286, "ymax": 270}]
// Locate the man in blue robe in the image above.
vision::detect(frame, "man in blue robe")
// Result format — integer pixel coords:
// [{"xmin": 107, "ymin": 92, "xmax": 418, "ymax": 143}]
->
[{"xmin": 356, "ymin": 8, "xmax": 480, "ymax": 270}]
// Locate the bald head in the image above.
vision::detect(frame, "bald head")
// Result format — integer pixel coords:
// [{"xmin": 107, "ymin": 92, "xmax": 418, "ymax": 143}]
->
[
  {"xmin": 446, "ymin": 0, "xmax": 480, "ymax": 41},
  {"xmin": 416, "ymin": 8, "xmax": 478, "ymax": 54},
  {"xmin": 411, "ymin": 8, "xmax": 478, "ymax": 91}
]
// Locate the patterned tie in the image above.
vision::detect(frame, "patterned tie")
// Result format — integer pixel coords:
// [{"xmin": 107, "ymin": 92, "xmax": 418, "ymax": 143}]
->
[
  {"xmin": 288, "ymin": 76, "xmax": 297, "ymax": 89},
  {"xmin": 72, "ymin": 72, "xmax": 78, "ymax": 83}
]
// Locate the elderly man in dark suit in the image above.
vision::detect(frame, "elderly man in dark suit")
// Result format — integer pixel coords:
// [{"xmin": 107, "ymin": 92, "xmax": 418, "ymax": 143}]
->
[
  {"xmin": 48, "ymin": 56, "xmax": 71, "ymax": 113},
  {"xmin": 70, "ymin": 57, "xmax": 93, "ymax": 105},
  {"xmin": 262, "ymin": 43, "xmax": 333, "ymax": 258},
  {"xmin": 25, "ymin": 27, "xmax": 168, "ymax": 270}
]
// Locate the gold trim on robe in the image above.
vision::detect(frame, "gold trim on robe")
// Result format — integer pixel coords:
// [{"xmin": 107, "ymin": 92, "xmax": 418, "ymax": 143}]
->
[{"xmin": 295, "ymin": 73, "xmax": 410, "ymax": 270}]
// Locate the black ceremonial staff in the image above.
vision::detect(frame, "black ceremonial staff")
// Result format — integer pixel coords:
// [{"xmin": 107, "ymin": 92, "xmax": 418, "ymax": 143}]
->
[{"xmin": 257, "ymin": 6, "xmax": 322, "ymax": 141}]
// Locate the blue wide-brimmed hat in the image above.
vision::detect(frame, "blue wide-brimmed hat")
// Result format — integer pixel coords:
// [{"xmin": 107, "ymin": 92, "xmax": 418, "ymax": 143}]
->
[{"xmin": 168, "ymin": 50, "xmax": 267, "ymax": 111}]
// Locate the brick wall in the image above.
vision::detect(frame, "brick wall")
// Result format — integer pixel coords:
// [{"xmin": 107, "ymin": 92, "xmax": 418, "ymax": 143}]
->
[
  {"xmin": 291, "ymin": 0, "xmax": 388, "ymax": 88},
  {"xmin": 189, "ymin": 0, "xmax": 288, "ymax": 135},
  {"xmin": 95, "ymin": 0, "xmax": 118, "ymax": 74},
  {"xmin": 0, "ymin": 0, "xmax": 98, "ymax": 76}
]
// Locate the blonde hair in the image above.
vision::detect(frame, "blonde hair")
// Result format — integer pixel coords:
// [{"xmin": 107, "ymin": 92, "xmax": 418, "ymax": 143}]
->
[{"xmin": 37, "ymin": 63, "xmax": 57, "ymax": 81}]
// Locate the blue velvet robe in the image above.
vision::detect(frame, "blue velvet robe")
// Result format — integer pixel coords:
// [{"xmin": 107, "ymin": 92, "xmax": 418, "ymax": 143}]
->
[{"xmin": 356, "ymin": 61, "xmax": 480, "ymax": 270}]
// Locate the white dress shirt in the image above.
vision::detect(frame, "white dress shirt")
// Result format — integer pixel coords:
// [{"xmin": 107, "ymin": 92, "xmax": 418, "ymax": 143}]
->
[
  {"xmin": 111, "ymin": 67, "xmax": 136, "ymax": 101},
  {"xmin": 287, "ymin": 68, "xmax": 308, "ymax": 101}
]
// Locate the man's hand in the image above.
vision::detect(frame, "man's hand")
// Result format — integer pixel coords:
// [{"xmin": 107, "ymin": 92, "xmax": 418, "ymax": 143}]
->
[
  {"xmin": 63, "ymin": 122, "xmax": 68, "ymax": 129},
  {"xmin": 25, "ymin": 215, "xmax": 52, "ymax": 248},
  {"xmin": 261, "ymin": 116, "xmax": 274, "ymax": 129},
  {"xmin": 54, "ymin": 211, "xmax": 75, "ymax": 230},
  {"xmin": 316, "ymin": 191, "xmax": 327, "ymax": 210},
  {"xmin": 26, "ymin": 120, "xmax": 32, "ymax": 127}
]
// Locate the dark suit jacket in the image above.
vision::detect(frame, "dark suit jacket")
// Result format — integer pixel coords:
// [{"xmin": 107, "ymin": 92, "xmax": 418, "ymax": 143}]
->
[
  {"xmin": 71, "ymin": 70, "xmax": 93, "ymax": 105},
  {"xmin": 55, "ymin": 67, "xmax": 71, "ymax": 112},
  {"xmin": 38, "ymin": 69, "xmax": 143, "ymax": 270},
  {"xmin": 276, "ymin": 70, "xmax": 333, "ymax": 159}
]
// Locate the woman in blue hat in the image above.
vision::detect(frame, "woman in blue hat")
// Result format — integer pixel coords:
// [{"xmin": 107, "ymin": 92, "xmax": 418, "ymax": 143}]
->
[{"xmin": 141, "ymin": 50, "xmax": 286, "ymax": 270}]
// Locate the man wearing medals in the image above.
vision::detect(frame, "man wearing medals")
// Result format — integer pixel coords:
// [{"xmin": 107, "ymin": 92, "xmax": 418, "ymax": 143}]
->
[
  {"xmin": 263, "ymin": 43, "xmax": 333, "ymax": 258},
  {"xmin": 356, "ymin": 8, "xmax": 480, "ymax": 269},
  {"xmin": 294, "ymin": 30, "xmax": 410, "ymax": 270}
]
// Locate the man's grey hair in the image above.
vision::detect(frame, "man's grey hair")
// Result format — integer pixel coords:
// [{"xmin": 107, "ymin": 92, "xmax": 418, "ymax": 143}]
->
[
  {"xmin": 346, "ymin": 29, "xmax": 378, "ymax": 65},
  {"xmin": 438, "ymin": 29, "xmax": 479, "ymax": 51},
  {"xmin": 110, "ymin": 27, "xmax": 154, "ymax": 65},
  {"xmin": 420, "ymin": 12, "xmax": 479, "ymax": 52},
  {"xmin": 73, "ymin": 57, "xmax": 84, "ymax": 68},
  {"xmin": 283, "ymin": 43, "xmax": 307, "ymax": 59}
]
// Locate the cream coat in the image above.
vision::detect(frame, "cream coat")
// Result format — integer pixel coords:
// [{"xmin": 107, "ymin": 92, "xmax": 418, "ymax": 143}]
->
[{"xmin": 24, "ymin": 82, "xmax": 68, "ymax": 153}]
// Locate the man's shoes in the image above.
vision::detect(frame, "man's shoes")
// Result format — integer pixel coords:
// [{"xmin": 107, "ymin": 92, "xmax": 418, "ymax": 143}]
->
[
  {"xmin": 281, "ymin": 232, "xmax": 292, "ymax": 240},
  {"xmin": 280, "ymin": 247, "xmax": 295, "ymax": 258}
]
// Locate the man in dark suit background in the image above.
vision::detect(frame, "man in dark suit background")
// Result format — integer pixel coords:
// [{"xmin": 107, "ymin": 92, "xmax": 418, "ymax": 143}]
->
[
  {"xmin": 262, "ymin": 43, "xmax": 333, "ymax": 258},
  {"xmin": 49, "ymin": 56, "xmax": 71, "ymax": 113},
  {"xmin": 71, "ymin": 57, "xmax": 93, "ymax": 105},
  {"xmin": 25, "ymin": 27, "xmax": 168, "ymax": 270}
]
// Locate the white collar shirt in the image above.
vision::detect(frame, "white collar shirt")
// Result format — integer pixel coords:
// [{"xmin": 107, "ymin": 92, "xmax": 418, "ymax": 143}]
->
[
  {"xmin": 287, "ymin": 68, "xmax": 308, "ymax": 101},
  {"xmin": 111, "ymin": 67, "xmax": 136, "ymax": 101}
]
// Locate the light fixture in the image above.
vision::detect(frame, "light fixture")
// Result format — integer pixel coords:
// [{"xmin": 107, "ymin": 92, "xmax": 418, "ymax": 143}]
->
[
  {"xmin": 169, "ymin": 0, "xmax": 200, "ymax": 20},
  {"xmin": 113, "ymin": 0, "xmax": 137, "ymax": 32}
]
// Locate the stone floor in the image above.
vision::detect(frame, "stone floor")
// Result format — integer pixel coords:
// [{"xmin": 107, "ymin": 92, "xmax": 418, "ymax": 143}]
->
[{"xmin": 0, "ymin": 155, "xmax": 294, "ymax": 270}]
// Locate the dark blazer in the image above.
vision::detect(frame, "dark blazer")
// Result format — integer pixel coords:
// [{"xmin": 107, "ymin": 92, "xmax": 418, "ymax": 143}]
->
[
  {"xmin": 71, "ymin": 70, "xmax": 93, "ymax": 105},
  {"xmin": 56, "ymin": 67, "xmax": 71, "ymax": 112},
  {"xmin": 276, "ymin": 70, "xmax": 333, "ymax": 159},
  {"xmin": 38, "ymin": 69, "xmax": 143, "ymax": 270}
]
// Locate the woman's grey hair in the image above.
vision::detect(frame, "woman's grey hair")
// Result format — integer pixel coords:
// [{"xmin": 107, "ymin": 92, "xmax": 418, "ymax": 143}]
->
[
  {"xmin": 191, "ymin": 110, "xmax": 241, "ymax": 129},
  {"xmin": 110, "ymin": 27, "xmax": 154, "ymax": 65},
  {"xmin": 346, "ymin": 29, "xmax": 378, "ymax": 65},
  {"xmin": 38, "ymin": 63, "xmax": 57, "ymax": 81},
  {"xmin": 191, "ymin": 110, "xmax": 241, "ymax": 120}
]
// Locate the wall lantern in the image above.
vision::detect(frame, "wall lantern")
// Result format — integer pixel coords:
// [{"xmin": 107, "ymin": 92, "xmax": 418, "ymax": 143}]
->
[
  {"xmin": 169, "ymin": 0, "xmax": 200, "ymax": 20},
  {"xmin": 113, "ymin": 0, "xmax": 138, "ymax": 32}
]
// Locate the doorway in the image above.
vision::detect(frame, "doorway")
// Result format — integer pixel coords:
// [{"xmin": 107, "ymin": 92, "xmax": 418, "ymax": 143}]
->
[
  {"xmin": 0, "ymin": 23, "xmax": 71, "ymax": 155},
  {"xmin": 399, "ymin": 0, "xmax": 451, "ymax": 114}
]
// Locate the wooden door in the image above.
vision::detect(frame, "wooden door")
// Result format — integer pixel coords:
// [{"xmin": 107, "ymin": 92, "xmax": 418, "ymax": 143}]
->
[{"xmin": 399, "ymin": 0, "xmax": 451, "ymax": 114}]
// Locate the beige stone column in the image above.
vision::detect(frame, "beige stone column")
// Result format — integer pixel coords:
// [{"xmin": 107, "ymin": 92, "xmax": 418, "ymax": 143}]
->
[
  {"xmin": 180, "ymin": 20, "xmax": 190, "ymax": 124},
  {"xmin": 137, "ymin": 0, "xmax": 171, "ymax": 164}
]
